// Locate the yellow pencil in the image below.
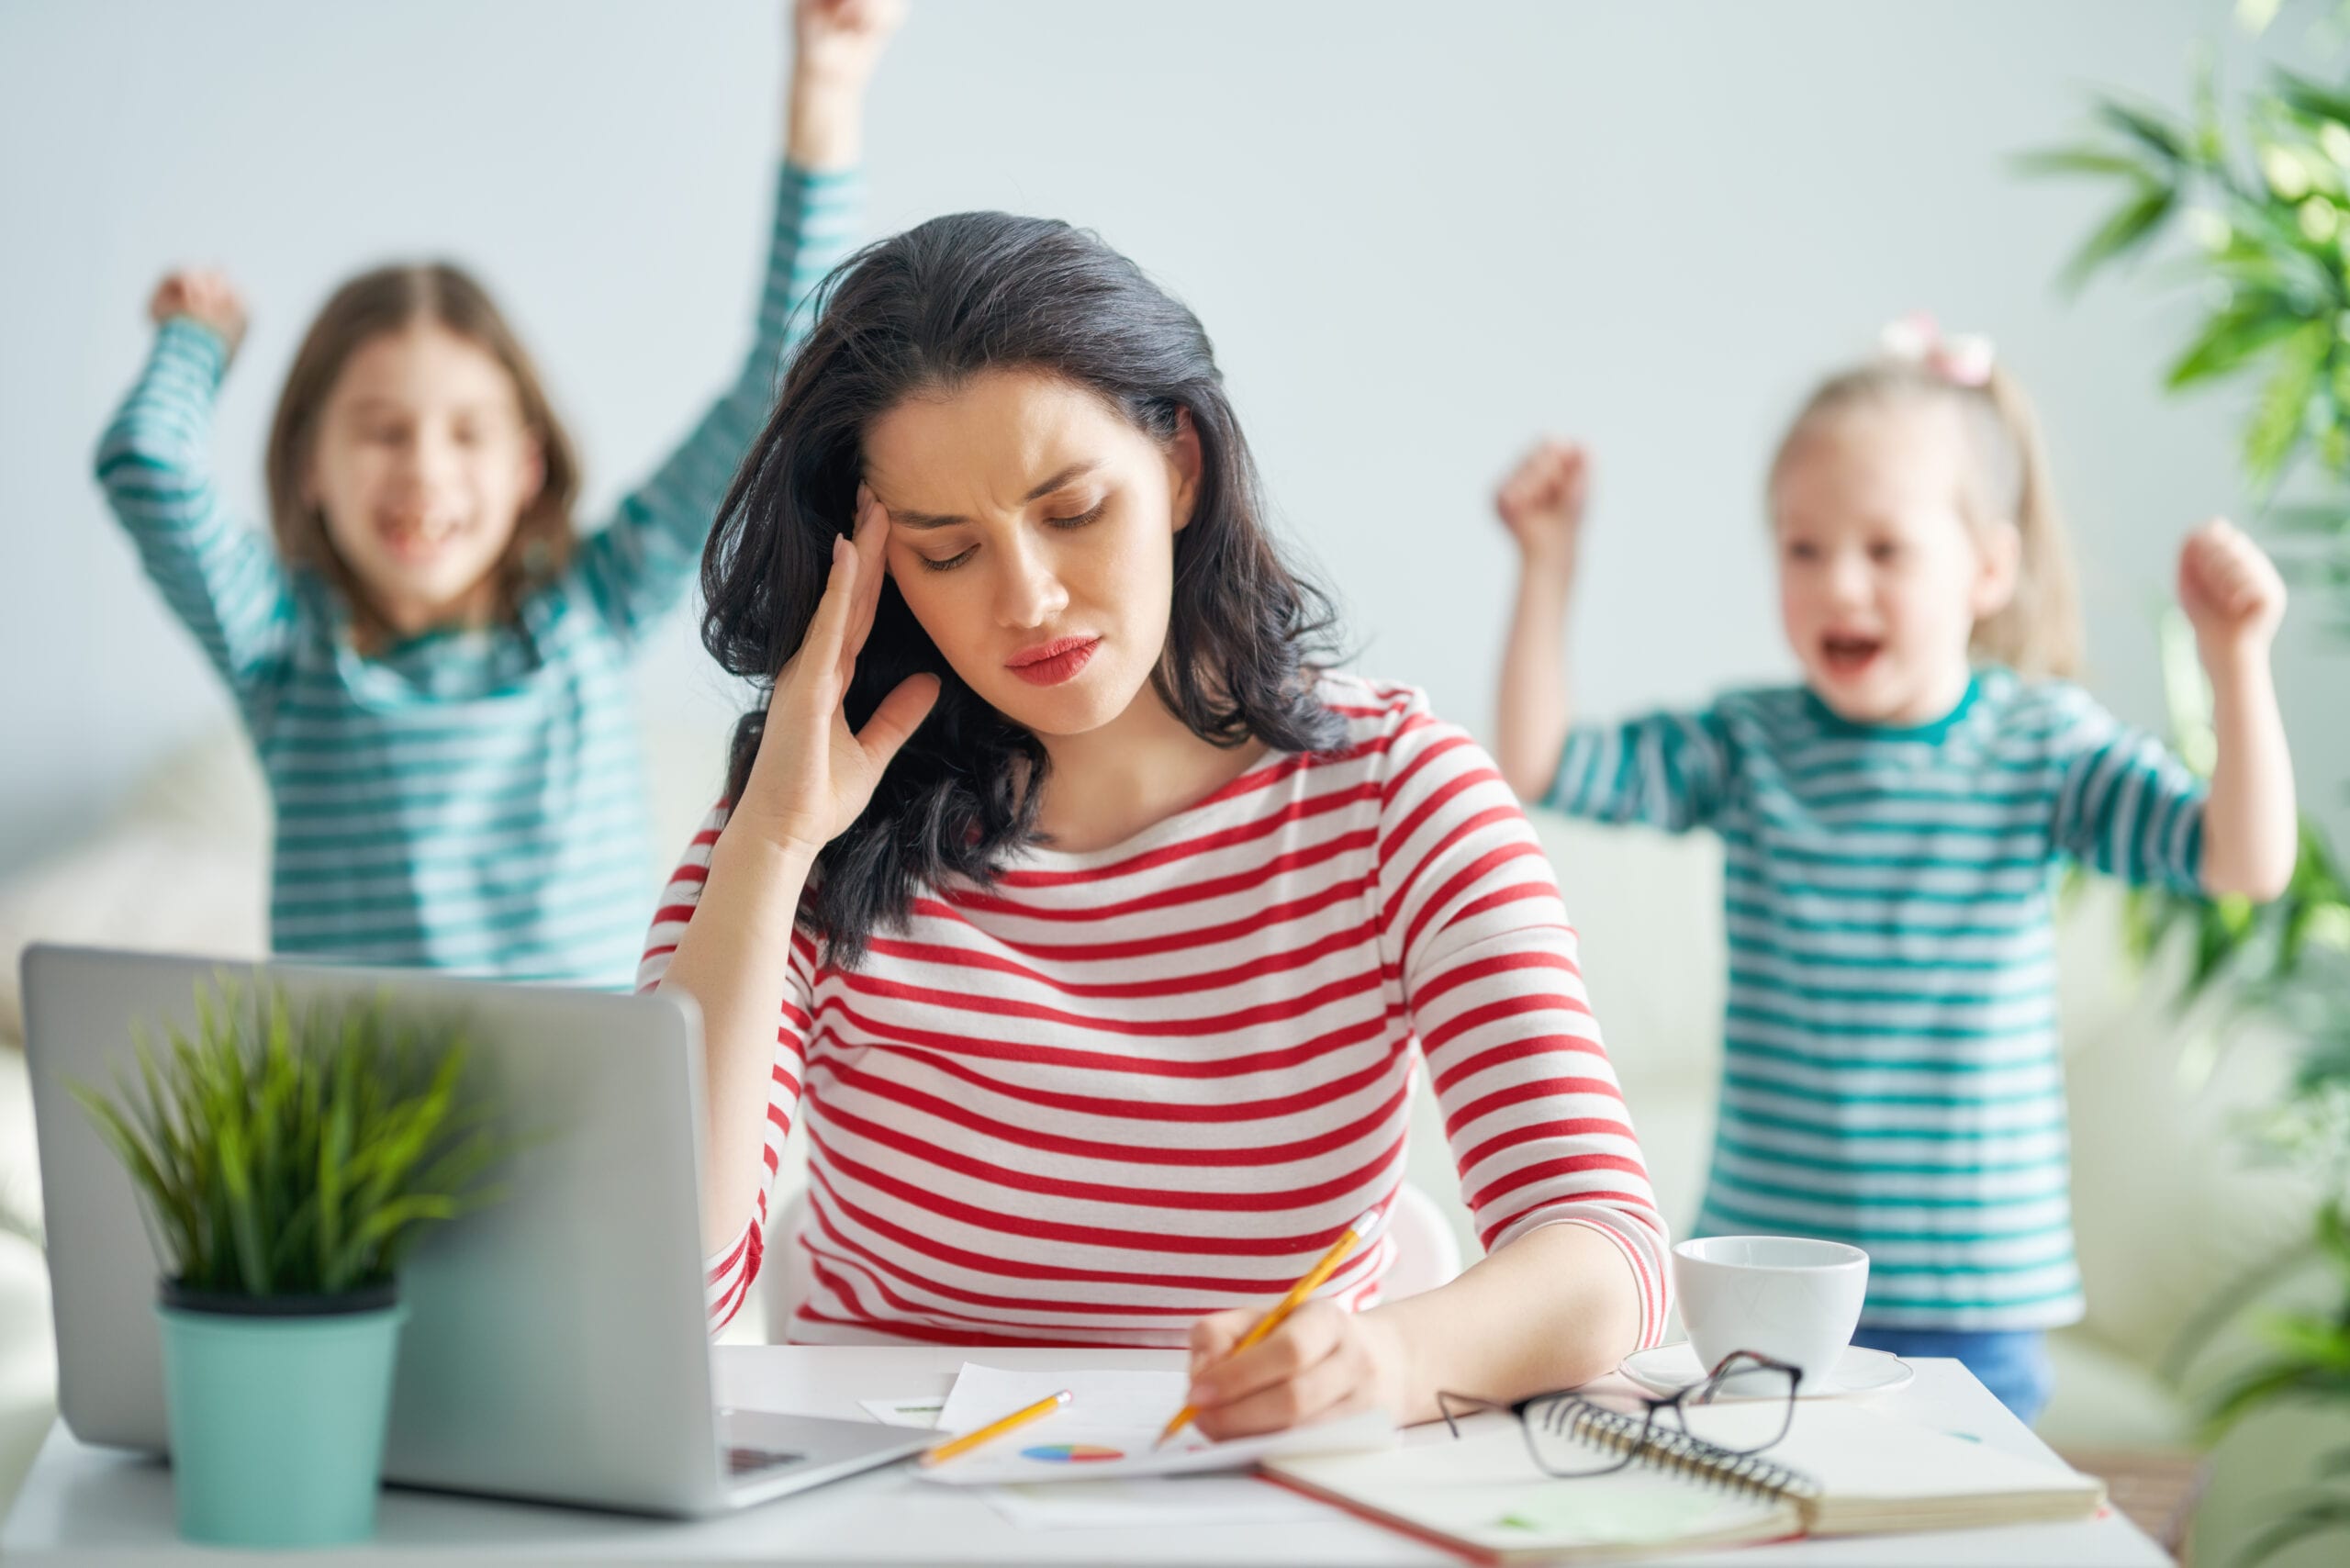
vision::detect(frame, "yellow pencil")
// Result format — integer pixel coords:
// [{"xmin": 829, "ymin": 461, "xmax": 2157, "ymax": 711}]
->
[
  {"xmin": 1156, "ymin": 1206, "xmax": 1382, "ymax": 1449},
  {"xmin": 917, "ymin": 1388, "xmax": 1072, "ymax": 1469}
]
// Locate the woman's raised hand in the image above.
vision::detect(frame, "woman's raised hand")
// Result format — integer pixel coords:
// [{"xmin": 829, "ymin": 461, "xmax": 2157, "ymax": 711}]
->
[{"xmin": 733, "ymin": 489, "xmax": 939, "ymax": 857}]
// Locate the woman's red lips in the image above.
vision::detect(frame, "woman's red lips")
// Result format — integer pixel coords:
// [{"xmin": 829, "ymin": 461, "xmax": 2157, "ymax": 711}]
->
[{"xmin": 1007, "ymin": 635, "xmax": 1101, "ymax": 687}]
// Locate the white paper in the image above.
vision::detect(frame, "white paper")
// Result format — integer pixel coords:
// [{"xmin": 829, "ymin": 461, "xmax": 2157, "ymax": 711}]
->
[
  {"xmin": 857, "ymin": 1395, "xmax": 947, "ymax": 1429},
  {"xmin": 917, "ymin": 1361, "xmax": 1393, "ymax": 1485}
]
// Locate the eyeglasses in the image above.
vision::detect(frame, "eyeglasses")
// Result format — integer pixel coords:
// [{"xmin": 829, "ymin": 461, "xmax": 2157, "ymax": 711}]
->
[{"xmin": 1437, "ymin": 1350, "xmax": 1801, "ymax": 1480}]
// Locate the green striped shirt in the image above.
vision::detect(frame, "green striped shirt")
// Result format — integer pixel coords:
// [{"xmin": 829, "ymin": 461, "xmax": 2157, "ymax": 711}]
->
[
  {"xmin": 1549, "ymin": 670, "xmax": 2206, "ymax": 1330},
  {"xmin": 94, "ymin": 164, "xmax": 860, "ymax": 988}
]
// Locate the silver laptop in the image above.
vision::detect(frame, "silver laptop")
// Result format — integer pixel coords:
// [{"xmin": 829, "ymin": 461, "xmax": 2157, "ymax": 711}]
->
[{"xmin": 20, "ymin": 943, "xmax": 930, "ymax": 1517}]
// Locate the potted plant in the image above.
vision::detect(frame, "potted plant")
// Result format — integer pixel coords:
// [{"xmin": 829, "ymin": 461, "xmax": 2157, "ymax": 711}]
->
[
  {"xmin": 2027, "ymin": 6, "xmax": 2350, "ymax": 1559},
  {"xmin": 70, "ymin": 976, "xmax": 503, "ymax": 1548}
]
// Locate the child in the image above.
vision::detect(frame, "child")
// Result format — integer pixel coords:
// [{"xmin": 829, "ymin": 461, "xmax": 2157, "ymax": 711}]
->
[
  {"xmin": 92, "ymin": 0, "xmax": 901, "ymax": 987},
  {"xmin": 1491, "ymin": 318, "xmax": 2299, "ymax": 1422}
]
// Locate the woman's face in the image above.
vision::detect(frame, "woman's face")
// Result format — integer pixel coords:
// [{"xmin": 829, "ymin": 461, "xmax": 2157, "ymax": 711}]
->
[{"xmin": 863, "ymin": 367, "xmax": 1200, "ymax": 738}]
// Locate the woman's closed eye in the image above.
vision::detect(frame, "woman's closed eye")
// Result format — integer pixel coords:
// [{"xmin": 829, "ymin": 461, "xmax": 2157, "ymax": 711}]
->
[
  {"xmin": 1047, "ymin": 500, "xmax": 1108, "ymax": 532},
  {"xmin": 914, "ymin": 502, "xmax": 1108, "ymax": 572}
]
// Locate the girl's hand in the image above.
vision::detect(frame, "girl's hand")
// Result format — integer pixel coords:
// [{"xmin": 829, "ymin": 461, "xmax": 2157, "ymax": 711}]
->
[
  {"xmin": 792, "ymin": 0, "xmax": 906, "ymax": 92},
  {"xmin": 2178, "ymin": 518, "xmax": 2287, "ymax": 668},
  {"xmin": 733, "ymin": 490, "xmax": 940, "ymax": 858},
  {"xmin": 1495, "ymin": 439, "xmax": 1590, "ymax": 577},
  {"xmin": 1183, "ymin": 1302, "xmax": 1414, "ymax": 1440},
  {"xmin": 147, "ymin": 270, "xmax": 248, "ymax": 360}
]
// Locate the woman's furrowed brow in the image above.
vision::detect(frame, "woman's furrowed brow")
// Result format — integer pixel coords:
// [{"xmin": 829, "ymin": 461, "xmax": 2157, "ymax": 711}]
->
[{"xmin": 881, "ymin": 462, "xmax": 1104, "ymax": 531}]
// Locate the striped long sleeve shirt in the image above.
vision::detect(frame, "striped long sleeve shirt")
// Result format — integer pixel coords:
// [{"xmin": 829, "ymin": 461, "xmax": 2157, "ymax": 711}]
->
[
  {"xmin": 640, "ymin": 677, "xmax": 1670, "ymax": 1346},
  {"xmin": 1547, "ymin": 669, "xmax": 2208, "ymax": 1331},
  {"xmin": 93, "ymin": 165, "xmax": 860, "ymax": 987}
]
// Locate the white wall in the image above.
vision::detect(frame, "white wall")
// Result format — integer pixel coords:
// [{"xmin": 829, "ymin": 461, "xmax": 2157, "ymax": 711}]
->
[{"xmin": 3, "ymin": 0, "xmax": 2340, "ymax": 876}]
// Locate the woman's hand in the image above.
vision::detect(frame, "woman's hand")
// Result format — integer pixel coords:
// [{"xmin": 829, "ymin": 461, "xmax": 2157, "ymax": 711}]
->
[
  {"xmin": 1182, "ymin": 1301, "xmax": 1416, "ymax": 1439},
  {"xmin": 732, "ymin": 490, "xmax": 939, "ymax": 857},
  {"xmin": 148, "ymin": 269, "xmax": 247, "ymax": 360}
]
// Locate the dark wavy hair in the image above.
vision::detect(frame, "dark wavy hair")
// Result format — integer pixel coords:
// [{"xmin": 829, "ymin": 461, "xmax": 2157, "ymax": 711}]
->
[{"xmin": 700, "ymin": 211, "xmax": 1346, "ymax": 963}]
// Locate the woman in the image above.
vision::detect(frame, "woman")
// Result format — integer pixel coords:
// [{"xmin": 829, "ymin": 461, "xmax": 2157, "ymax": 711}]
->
[{"xmin": 642, "ymin": 210, "xmax": 1667, "ymax": 1439}]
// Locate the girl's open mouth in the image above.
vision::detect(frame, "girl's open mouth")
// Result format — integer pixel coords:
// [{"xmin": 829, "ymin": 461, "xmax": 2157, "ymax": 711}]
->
[{"xmin": 1819, "ymin": 633, "xmax": 1884, "ymax": 678}]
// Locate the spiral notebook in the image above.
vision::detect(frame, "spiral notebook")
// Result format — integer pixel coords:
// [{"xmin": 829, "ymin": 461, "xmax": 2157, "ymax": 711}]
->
[{"xmin": 1262, "ymin": 1402, "xmax": 2105, "ymax": 1563}]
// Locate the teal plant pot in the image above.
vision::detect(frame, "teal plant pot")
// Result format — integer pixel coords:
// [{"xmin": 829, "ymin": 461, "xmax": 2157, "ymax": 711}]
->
[{"xmin": 153, "ymin": 1282, "xmax": 408, "ymax": 1548}]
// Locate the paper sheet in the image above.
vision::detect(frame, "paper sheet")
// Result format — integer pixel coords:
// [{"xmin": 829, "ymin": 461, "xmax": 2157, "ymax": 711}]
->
[
  {"xmin": 916, "ymin": 1361, "xmax": 1393, "ymax": 1485},
  {"xmin": 857, "ymin": 1395, "xmax": 946, "ymax": 1429}
]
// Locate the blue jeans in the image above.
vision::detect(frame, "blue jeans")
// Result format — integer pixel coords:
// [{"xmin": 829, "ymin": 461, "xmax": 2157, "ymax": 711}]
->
[{"xmin": 1850, "ymin": 1327, "xmax": 2053, "ymax": 1426}]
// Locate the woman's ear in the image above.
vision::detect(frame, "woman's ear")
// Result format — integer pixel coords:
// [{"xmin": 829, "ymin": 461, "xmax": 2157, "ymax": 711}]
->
[
  {"xmin": 1168, "ymin": 408, "xmax": 1203, "ymax": 533},
  {"xmin": 1970, "ymin": 516, "xmax": 2023, "ymax": 620}
]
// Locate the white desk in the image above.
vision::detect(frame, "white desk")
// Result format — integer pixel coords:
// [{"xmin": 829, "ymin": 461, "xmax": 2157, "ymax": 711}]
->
[{"xmin": 2, "ymin": 1348, "xmax": 2171, "ymax": 1566}]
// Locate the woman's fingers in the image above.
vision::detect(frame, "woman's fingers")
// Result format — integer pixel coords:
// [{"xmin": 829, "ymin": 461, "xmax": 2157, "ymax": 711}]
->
[
  {"xmin": 854, "ymin": 672, "xmax": 940, "ymax": 768},
  {"xmin": 1194, "ymin": 1351, "xmax": 1364, "ymax": 1440},
  {"xmin": 845, "ymin": 487, "xmax": 890, "ymax": 665},
  {"xmin": 791, "ymin": 535, "xmax": 858, "ymax": 704},
  {"xmin": 1187, "ymin": 1306, "xmax": 1359, "ymax": 1440},
  {"xmin": 1187, "ymin": 1309, "xmax": 1252, "ymax": 1377},
  {"xmin": 1185, "ymin": 1302, "xmax": 1342, "ymax": 1410}
]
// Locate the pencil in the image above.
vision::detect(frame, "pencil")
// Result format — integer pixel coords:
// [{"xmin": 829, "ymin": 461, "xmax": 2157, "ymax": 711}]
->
[
  {"xmin": 1156, "ymin": 1206, "xmax": 1382, "ymax": 1449},
  {"xmin": 918, "ymin": 1388, "xmax": 1073, "ymax": 1469}
]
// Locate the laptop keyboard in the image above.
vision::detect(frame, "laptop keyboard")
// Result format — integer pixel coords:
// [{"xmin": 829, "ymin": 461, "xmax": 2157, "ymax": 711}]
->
[{"xmin": 726, "ymin": 1446, "xmax": 809, "ymax": 1477}]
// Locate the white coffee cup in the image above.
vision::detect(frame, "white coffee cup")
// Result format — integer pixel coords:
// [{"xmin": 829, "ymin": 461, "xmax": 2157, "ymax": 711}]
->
[{"xmin": 1671, "ymin": 1236, "xmax": 1869, "ymax": 1393}]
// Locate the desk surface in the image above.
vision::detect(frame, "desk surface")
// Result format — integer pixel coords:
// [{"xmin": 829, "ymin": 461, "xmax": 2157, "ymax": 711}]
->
[{"xmin": 2, "ymin": 1347, "xmax": 2171, "ymax": 1566}]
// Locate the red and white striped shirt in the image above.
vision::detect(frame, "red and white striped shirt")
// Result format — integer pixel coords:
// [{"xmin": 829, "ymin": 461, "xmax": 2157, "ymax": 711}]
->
[{"xmin": 640, "ymin": 676, "xmax": 1668, "ymax": 1347}]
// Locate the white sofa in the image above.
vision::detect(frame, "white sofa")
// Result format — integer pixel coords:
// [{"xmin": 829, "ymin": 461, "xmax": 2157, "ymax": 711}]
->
[{"xmin": 1, "ymin": 721, "xmax": 2342, "ymax": 1564}]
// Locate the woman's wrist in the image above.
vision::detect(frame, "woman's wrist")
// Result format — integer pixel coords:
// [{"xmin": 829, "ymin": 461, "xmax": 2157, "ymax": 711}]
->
[
  {"xmin": 709, "ymin": 822, "xmax": 820, "ymax": 927},
  {"xmin": 1359, "ymin": 1302, "xmax": 1435, "ymax": 1424}
]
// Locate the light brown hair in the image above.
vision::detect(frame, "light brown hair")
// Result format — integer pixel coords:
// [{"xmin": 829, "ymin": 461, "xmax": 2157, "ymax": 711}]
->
[
  {"xmin": 1770, "ymin": 357, "xmax": 2082, "ymax": 680},
  {"xmin": 263, "ymin": 263, "xmax": 581, "ymax": 644}
]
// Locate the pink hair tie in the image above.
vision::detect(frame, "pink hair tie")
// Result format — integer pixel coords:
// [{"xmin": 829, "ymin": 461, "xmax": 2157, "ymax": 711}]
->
[{"xmin": 1880, "ymin": 310, "xmax": 1996, "ymax": 387}]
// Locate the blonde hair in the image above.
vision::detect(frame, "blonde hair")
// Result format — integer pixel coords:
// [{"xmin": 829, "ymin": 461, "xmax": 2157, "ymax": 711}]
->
[
  {"xmin": 1769, "ymin": 357, "xmax": 2082, "ymax": 680},
  {"xmin": 263, "ymin": 263, "xmax": 581, "ymax": 646}
]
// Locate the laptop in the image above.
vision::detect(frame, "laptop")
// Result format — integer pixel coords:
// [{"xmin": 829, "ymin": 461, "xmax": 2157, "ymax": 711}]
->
[{"xmin": 19, "ymin": 943, "xmax": 931, "ymax": 1517}]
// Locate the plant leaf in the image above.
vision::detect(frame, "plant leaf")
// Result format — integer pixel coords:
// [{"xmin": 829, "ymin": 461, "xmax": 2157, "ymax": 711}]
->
[
  {"xmin": 2095, "ymin": 97, "xmax": 2192, "ymax": 162},
  {"xmin": 2168, "ymin": 298, "xmax": 2315, "ymax": 388},
  {"xmin": 2012, "ymin": 145, "xmax": 2158, "ymax": 181},
  {"xmin": 2063, "ymin": 182, "xmax": 2180, "ymax": 291},
  {"xmin": 2245, "ymin": 318, "xmax": 2335, "ymax": 483}
]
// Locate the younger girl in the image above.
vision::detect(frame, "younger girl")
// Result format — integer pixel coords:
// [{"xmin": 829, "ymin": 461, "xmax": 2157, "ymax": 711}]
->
[
  {"xmin": 92, "ymin": 0, "xmax": 899, "ymax": 987},
  {"xmin": 1491, "ymin": 319, "xmax": 2298, "ymax": 1422}
]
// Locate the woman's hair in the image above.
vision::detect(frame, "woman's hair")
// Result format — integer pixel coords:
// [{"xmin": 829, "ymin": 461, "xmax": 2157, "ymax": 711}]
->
[
  {"xmin": 263, "ymin": 263, "xmax": 582, "ymax": 643},
  {"xmin": 700, "ymin": 210, "xmax": 1346, "ymax": 963},
  {"xmin": 1769, "ymin": 356, "xmax": 2081, "ymax": 679}
]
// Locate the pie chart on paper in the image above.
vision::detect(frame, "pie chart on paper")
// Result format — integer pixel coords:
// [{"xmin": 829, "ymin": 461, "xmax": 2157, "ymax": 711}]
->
[{"xmin": 1021, "ymin": 1443, "xmax": 1125, "ymax": 1463}]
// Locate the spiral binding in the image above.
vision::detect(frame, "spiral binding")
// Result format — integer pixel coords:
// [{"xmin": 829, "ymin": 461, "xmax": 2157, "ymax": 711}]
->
[{"xmin": 1538, "ymin": 1399, "xmax": 1822, "ymax": 1507}]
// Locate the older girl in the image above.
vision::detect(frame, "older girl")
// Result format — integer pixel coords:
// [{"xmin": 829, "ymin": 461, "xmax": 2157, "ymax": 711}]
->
[{"xmin": 94, "ymin": 1, "xmax": 898, "ymax": 985}]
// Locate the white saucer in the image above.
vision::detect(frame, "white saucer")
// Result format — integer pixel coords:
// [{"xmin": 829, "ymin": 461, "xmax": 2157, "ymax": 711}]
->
[{"xmin": 1618, "ymin": 1342, "xmax": 1915, "ymax": 1401}]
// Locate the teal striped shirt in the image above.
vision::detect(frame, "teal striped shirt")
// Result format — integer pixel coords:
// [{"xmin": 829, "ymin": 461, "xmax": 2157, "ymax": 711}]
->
[
  {"xmin": 94, "ymin": 164, "xmax": 860, "ymax": 988},
  {"xmin": 1549, "ymin": 670, "xmax": 2207, "ymax": 1330}
]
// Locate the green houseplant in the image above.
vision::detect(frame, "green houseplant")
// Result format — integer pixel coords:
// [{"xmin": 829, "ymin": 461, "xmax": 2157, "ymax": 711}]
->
[
  {"xmin": 2027, "ymin": 16, "xmax": 2350, "ymax": 1562},
  {"xmin": 72, "ymin": 977, "xmax": 504, "ymax": 1548}
]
